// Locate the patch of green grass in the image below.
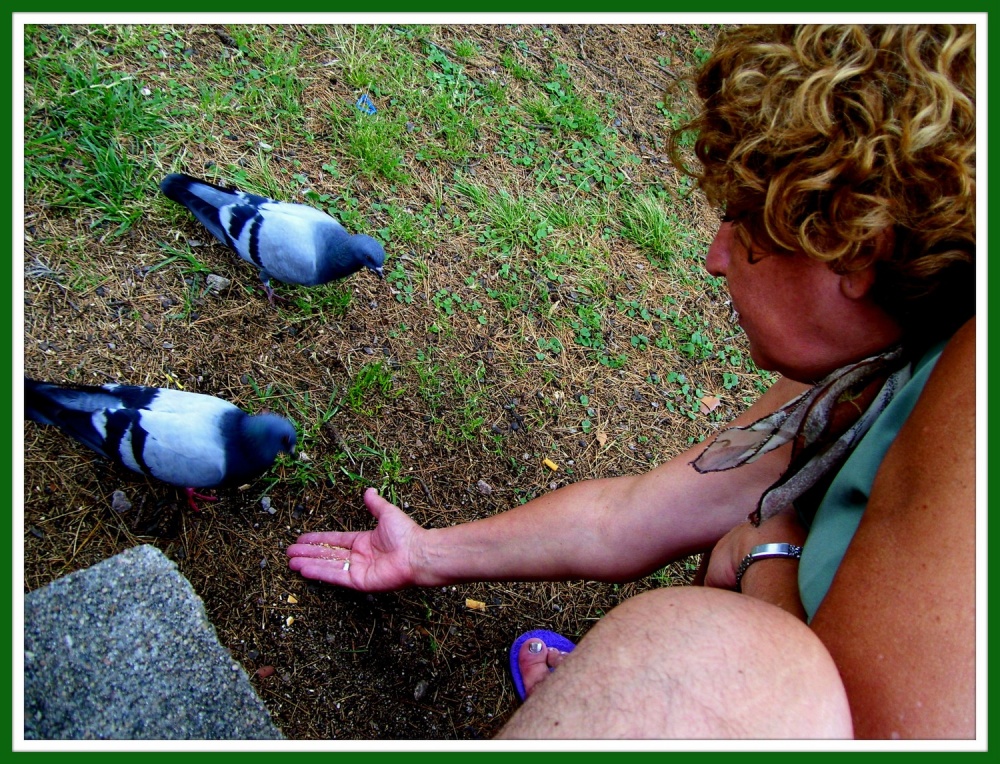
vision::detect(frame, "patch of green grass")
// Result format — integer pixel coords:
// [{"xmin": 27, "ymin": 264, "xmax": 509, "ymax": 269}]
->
[
  {"xmin": 411, "ymin": 348, "xmax": 446, "ymax": 411},
  {"xmin": 338, "ymin": 435, "xmax": 410, "ymax": 504},
  {"xmin": 619, "ymin": 193, "xmax": 682, "ymax": 265},
  {"xmin": 452, "ymin": 39, "xmax": 479, "ymax": 60},
  {"xmin": 24, "ymin": 44, "xmax": 177, "ymax": 234},
  {"xmin": 345, "ymin": 360, "xmax": 398, "ymax": 416},
  {"xmin": 443, "ymin": 360, "xmax": 488, "ymax": 443},
  {"xmin": 285, "ymin": 283, "xmax": 354, "ymax": 319},
  {"xmin": 327, "ymin": 106, "xmax": 411, "ymax": 183}
]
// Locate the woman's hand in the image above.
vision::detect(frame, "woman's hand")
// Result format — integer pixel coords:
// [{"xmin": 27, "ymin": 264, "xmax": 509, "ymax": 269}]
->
[
  {"xmin": 286, "ymin": 488, "xmax": 427, "ymax": 592},
  {"xmin": 704, "ymin": 507, "xmax": 807, "ymax": 617}
]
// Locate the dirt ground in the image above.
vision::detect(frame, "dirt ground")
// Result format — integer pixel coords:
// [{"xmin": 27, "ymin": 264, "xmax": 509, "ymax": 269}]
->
[{"xmin": 21, "ymin": 23, "xmax": 746, "ymax": 740}]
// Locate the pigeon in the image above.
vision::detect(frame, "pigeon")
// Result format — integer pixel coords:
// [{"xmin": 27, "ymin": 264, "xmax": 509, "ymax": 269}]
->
[
  {"xmin": 159, "ymin": 172, "xmax": 386, "ymax": 302},
  {"xmin": 24, "ymin": 378, "xmax": 297, "ymax": 511}
]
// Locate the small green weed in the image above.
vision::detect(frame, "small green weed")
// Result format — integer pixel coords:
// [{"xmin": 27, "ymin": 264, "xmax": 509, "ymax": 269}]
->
[{"xmin": 345, "ymin": 361, "xmax": 397, "ymax": 416}]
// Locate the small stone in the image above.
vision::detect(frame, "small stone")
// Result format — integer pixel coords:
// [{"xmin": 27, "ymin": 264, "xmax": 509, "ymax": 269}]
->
[
  {"xmin": 414, "ymin": 679, "xmax": 430, "ymax": 701},
  {"xmin": 260, "ymin": 496, "xmax": 272, "ymax": 512},
  {"xmin": 256, "ymin": 665, "xmax": 275, "ymax": 678},
  {"xmin": 111, "ymin": 490, "xmax": 131, "ymax": 513},
  {"xmin": 205, "ymin": 274, "xmax": 231, "ymax": 293},
  {"xmin": 475, "ymin": 479, "xmax": 492, "ymax": 495}
]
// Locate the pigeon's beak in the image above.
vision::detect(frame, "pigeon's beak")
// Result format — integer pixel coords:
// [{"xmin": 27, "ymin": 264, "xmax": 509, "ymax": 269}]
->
[{"xmin": 373, "ymin": 266, "xmax": 385, "ymax": 280}]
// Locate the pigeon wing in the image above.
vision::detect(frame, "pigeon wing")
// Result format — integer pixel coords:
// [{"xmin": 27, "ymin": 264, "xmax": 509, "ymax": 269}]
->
[
  {"xmin": 120, "ymin": 407, "xmax": 230, "ymax": 488},
  {"xmin": 249, "ymin": 203, "xmax": 349, "ymax": 285},
  {"xmin": 161, "ymin": 174, "xmax": 277, "ymax": 259}
]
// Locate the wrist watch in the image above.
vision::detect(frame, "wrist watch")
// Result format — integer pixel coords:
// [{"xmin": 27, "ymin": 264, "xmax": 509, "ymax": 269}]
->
[{"xmin": 735, "ymin": 542, "xmax": 802, "ymax": 592}]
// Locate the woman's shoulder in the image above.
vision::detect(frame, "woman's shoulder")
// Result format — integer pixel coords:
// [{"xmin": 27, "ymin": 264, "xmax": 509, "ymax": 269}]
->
[
  {"xmin": 809, "ymin": 316, "xmax": 976, "ymax": 737},
  {"xmin": 909, "ymin": 315, "xmax": 976, "ymax": 420}
]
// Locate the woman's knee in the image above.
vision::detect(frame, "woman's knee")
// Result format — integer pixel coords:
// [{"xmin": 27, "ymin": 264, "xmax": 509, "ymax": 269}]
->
[
  {"xmin": 595, "ymin": 587, "xmax": 853, "ymax": 737},
  {"xmin": 505, "ymin": 587, "xmax": 853, "ymax": 738}
]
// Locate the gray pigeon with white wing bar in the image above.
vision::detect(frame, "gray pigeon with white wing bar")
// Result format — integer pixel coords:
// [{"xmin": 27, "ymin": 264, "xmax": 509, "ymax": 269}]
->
[
  {"xmin": 160, "ymin": 173, "xmax": 385, "ymax": 302},
  {"xmin": 24, "ymin": 378, "xmax": 297, "ymax": 511}
]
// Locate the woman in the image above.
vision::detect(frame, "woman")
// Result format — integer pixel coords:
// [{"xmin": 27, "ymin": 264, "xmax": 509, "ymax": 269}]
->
[{"xmin": 287, "ymin": 25, "xmax": 976, "ymax": 739}]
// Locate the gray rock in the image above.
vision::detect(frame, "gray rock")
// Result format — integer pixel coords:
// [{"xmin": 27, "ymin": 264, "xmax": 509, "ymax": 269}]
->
[
  {"xmin": 110, "ymin": 491, "xmax": 131, "ymax": 514},
  {"xmin": 23, "ymin": 545, "xmax": 282, "ymax": 740},
  {"xmin": 205, "ymin": 273, "xmax": 231, "ymax": 293}
]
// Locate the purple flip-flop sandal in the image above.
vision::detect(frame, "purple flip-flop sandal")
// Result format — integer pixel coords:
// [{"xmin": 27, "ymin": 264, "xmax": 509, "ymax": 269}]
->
[{"xmin": 509, "ymin": 629, "xmax": 577, "ymax": 701}]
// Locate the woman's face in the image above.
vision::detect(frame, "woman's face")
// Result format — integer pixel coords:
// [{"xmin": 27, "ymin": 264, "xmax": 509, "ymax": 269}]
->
[{"xmin": 705, "ymin": 222, "xmax": 902, "ymax": 383}]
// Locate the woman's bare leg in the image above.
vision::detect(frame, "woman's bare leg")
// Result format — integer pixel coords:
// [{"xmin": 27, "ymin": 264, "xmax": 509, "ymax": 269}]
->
[{"xmin": 498, "ymin": 586, "xmax": 853, "ymax": 739}]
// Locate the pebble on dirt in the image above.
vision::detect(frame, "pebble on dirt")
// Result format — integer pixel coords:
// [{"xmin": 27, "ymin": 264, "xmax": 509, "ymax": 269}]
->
[
  {"xmin": 205, "ymin": 274, "xmax": 231, "ymax": 294},
  {"xmin": 110, "ymin": 490, "xmax": 131, "ymax": 513},
  {"xmin": 414, "ymin": 679, "xmax": 430, "ymax": 701}
]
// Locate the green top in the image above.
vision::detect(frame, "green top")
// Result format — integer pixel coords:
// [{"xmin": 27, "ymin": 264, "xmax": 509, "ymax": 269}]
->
[{"xmin": 799, "ymin": 341, "xmax": 948, "ymax": 622}]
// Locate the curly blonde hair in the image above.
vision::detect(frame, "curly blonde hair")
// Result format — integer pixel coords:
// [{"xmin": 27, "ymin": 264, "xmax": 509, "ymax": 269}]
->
[{"xmin": 673, "ymin": 25, "xmax": 976, "ymax": 347}]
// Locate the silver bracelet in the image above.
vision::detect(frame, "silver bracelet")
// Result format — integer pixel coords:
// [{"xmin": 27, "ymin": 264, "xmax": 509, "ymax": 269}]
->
[{"xmin": 735, "ymin": 542, "xmax": 802, "ymax": 592}]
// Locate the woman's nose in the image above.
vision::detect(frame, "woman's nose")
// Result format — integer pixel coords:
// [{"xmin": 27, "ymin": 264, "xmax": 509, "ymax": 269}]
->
[{"xmin": 705, "ymin": 223, "xmax": 732, "ymax": 277}]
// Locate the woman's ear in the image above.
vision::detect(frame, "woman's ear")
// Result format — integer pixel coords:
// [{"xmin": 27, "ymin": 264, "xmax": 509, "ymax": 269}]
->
[
  {"xmin": 841, "ymin": 228, "xmax": 894, "ymax": 300},
  {"xmin": 840, "ymin": 266, "xmax": 878, "ymax": 300}
]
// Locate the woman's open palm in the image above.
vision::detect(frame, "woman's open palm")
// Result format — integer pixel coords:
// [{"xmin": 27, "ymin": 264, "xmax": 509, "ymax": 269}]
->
[{"xmin": 286, "ymin": 488, "xmax": 424, "ymax": 592}]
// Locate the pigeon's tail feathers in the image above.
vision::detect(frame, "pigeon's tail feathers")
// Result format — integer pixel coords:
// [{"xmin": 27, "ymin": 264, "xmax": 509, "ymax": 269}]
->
[
  {"xmin": 26, "ymin": 378, "xmax": 116, "ymax": 421},
  {"xmin": 160, "ymin": 173, "xmax": 240, "ymax": 246},
  {"xmin": 24, "ymin": 378, "xmax": 116, "ymax": 456},
  {"xmin": 24, "ymin": 377, "xmax": 62, "ymax": 427},
  {"xmin": 160, "ymin": 173, "xmax": 232, "ymax": 207}
]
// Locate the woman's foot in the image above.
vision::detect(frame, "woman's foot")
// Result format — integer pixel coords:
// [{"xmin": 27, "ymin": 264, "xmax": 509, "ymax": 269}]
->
[
  {"xmin": 517, "ymin": 638, "xmax": 570, "ymax": 698},
  {"xmin": 509, "ymin": 630, "xmax": 577, "ymax": 700}
]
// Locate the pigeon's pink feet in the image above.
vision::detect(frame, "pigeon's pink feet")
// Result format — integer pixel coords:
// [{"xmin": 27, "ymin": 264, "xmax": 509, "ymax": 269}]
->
[
  {"xmin": 262, "ymin": 283, "xmax": 286, "ymax": 304},
  {"xmin": 185, "ymin": 487, "xmax": 219, "ymax": 512}
]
